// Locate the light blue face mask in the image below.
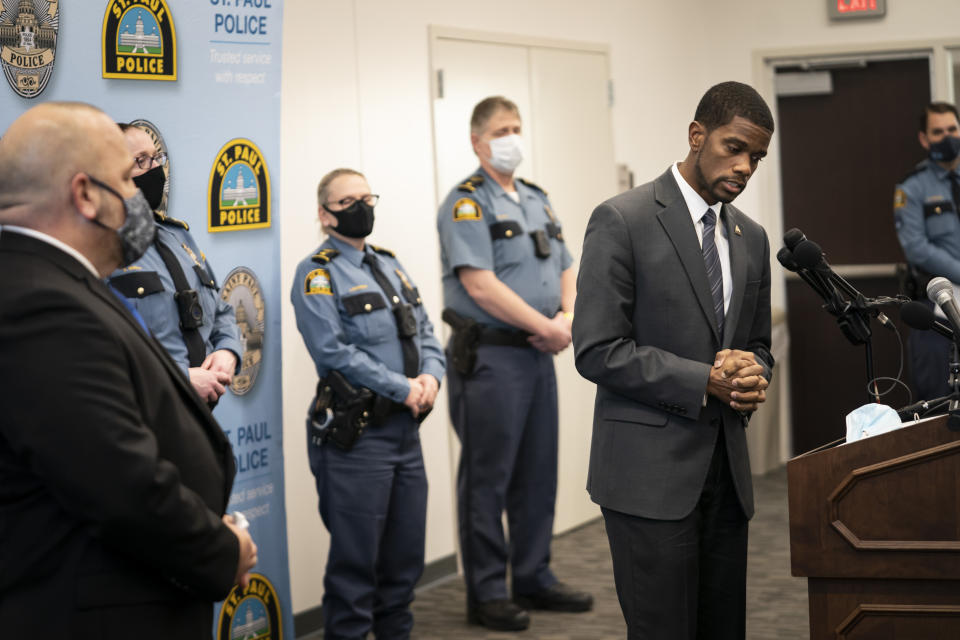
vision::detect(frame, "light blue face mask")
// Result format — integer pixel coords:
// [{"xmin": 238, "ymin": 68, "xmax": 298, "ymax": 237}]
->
[{"xmin": 845, "ymin": 403, "xmax": 903, "ymax": 443}]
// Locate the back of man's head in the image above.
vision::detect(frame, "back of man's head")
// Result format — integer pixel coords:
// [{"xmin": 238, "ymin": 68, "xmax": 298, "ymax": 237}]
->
[
  {"xmin": 0, "ymin": 102, "xmax": 114, "ymax": 227},
  {"xmin": 919, "ymin": 102, "xmax": 960, "ymax": 133},
  {"xmin": 694, "ymin": 81, "xmax": 774, "ymax": 134}
]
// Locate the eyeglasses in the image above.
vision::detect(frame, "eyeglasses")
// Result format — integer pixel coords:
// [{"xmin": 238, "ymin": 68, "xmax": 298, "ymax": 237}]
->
[
  {"xmin": 324, "ymin": 194, "xmax": 380, "ymax": 210},
  {"xmin": 134, "ymin": 152, "xmax": 167, "ymax": 170}
]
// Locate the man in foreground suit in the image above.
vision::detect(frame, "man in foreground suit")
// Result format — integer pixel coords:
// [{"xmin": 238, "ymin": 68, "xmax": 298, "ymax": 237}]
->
[
  {"xmin": 0, "ymin": 102, "xmax": 257, "ymax": 638},
  {"xmin": 573, "ymin": 82, "xmax": 775, "ymax": 640}
]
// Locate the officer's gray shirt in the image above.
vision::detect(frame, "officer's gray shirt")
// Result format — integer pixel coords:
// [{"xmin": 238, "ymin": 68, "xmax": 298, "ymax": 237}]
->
[
  {"xmin": 437, "ymin": 167, "xmax": 573, "ymax": 330},
  {"xmin": 290, "ymin": 235, "xmax": 446, "ymax": 404},
  {"xmin": 108, "ymin": 216, "xmax": 242, "ymax": 375},
  {"xmin": 894, "ymin": 159, "xmax": 960, "ymax": 283}
]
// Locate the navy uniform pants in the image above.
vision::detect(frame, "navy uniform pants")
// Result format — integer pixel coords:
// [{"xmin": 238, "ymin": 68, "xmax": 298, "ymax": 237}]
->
[
  {"xmin": 447, "ymin": 343, "xmax": 559, "ymax": 602},
  {"xmin": 308, "ymin": 413, "xmax": 427, "ymax": 640},
  {"xmin": 907, "ymin": 305, "xmax": 952, "ymax": 401}
]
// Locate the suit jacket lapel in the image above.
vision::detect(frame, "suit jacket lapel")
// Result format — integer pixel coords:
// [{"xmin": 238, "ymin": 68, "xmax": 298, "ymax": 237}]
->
[
  {"xmin": 721, "ymin": 205, "xmax": 748, "ymax": 349},
  {"xmin": 654, "ymin": 170, "xmax": 722, "ymax": 343}
]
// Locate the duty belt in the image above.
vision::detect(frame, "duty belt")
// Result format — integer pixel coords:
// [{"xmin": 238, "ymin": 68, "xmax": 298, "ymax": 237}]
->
[{"xmin": 476, "ymin": 326, "xmax": 533, "ymax": 348}]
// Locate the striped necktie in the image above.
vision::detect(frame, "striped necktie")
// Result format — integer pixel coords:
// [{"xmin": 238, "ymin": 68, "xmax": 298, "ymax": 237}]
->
[{"xmin": 701, "ymin": 208, "xmax": 724, "ymax": 336}]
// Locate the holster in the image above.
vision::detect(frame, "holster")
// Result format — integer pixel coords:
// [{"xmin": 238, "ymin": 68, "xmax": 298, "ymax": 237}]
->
[
  {"xmin": 311, "ymin": 371, "xmax": 375, "ymax": 451},
  {"xmin": 442, "ymin": 308, "xmax": 480, "ymax": 376}
]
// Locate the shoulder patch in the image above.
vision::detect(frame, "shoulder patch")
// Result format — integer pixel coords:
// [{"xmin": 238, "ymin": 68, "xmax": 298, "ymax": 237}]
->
[
  {"xmin": 453, "ymin": 197, "xmax": 482, "ymax": 222},
  {"xmin": 518, "ymin": 177, "xmax": 547, "ymax": 196},
  {"xmin": 370, "ymin": 244, "xmax": 395, "ymax": 258},
  {"xmin": 311, "ymin": 248, "xmax": 341, "ymax": 264},
  {"xmin": 154, "ymin": 212, "xmax": 189, "ymax": 230},
  {"xmin": 457, "ymin": 174, "xmax": 485, "ymax": 193},
  {"xmin": 304, "ymin": 268, "xmax": 333, "ymax": 296},
  {"xmin": 894, "ymin": 188, "xmax": 907, "ymax": 209}
]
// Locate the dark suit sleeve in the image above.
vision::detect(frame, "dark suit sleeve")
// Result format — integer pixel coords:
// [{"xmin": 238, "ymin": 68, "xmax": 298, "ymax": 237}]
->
[
  {"xmin": 0, "ymin": 288, "xmax": 238, "ymax": 600},
  {"xmin": 573, "ymin": 202, "xmax": 712, "ymax": 416},
  {"xmin": 748, "ymin": 232, "xmax": 775, "ymax": 385}
]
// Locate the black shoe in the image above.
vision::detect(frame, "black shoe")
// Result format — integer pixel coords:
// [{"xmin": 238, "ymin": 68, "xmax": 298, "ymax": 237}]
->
[
  {"xmin": 467, "ymin": 598, "xmax": 530, "ymax": 631},
  {"xmin": 514, "ymin": 582, "xmax": 594, "ymax": 612}
]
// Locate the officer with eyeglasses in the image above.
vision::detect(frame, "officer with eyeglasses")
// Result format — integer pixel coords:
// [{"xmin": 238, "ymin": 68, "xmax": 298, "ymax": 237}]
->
[
  {"xmin": 291, "ymin": 168, "xmax": 445, "ymax": 640},
  {"xmin": 108, "ymin": 122, "xmax": 242, "ymax": 405}
]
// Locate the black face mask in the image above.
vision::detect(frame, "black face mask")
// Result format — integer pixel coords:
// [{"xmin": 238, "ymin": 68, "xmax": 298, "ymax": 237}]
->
[
  {"xmin": 133, "ymin": 165, "xmax": 166, "ymax": 210},
  {"xmin": 929, "ymin": 135, "xmax": 960, "ymax": 164},
  {"xmin": 324, "ymin": 200, "xmax": 375, "ymax": 239}
]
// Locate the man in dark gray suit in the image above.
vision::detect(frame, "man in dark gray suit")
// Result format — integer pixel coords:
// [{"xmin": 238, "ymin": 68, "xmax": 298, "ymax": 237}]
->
[{"xmin": 573, "ymin": 81, "xmax": 775, "ymax": 640}]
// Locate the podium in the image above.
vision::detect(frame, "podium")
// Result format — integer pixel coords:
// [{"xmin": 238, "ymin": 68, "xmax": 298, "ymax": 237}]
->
[{"xmin": 788, "ymin": 415, "xmax": 960, "ymax": 639}]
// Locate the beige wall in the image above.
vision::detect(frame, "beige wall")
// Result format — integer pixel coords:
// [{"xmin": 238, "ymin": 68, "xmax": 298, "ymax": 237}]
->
[{"xmin": 280, "ymin": 0, "xmax": 960, "ymax": 615}]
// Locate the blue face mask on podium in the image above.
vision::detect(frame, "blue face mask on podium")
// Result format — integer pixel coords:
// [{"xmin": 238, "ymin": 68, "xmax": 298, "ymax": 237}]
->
[
  {"xmin": 928, "ymin": 135, "xmax": 960, "ymax": 163},
  {"xmin": 88, "ymin": 176, "xmax": 156, "ymax": 266}
]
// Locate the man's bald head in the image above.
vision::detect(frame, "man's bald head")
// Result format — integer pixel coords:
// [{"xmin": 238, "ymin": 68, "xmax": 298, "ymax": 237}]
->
[{"xmin": 0, "ymin": 102, "xmax": 129, "ymax": 225}]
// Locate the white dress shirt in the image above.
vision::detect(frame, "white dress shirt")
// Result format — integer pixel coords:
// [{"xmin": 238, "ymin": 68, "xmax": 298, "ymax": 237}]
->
[{"xmin": 0, "ymin": 224, "xmax": 101, "ymax": 277}]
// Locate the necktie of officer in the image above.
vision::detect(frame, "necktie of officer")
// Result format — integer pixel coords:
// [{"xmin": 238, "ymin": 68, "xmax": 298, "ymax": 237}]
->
[
  {"xmin": 949, "ymin": 171, "xmax": 960, "ymax": 214},
  {"xmin": 107, "ymin": 283, "xmax": 150, "ymax": 334},
  {"xmin": 701, "ymin": 208, "xmax": 725, "ymax": 336},
  {"xmin": 362, "ymin": 253, "xmax": 419, "ymax": 377}
]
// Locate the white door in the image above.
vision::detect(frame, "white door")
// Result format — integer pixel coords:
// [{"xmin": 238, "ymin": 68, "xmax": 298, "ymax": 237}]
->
[{"xmin": 430, "ymin": 30, "xmax": 618, "ymax": 535}]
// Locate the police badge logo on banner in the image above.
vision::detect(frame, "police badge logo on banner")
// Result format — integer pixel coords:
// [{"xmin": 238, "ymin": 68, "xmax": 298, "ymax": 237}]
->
[
  {"xmin": 129, "ymin": 118, "xmax": 171, "ymax": 216},
  {"xmin": 217, "ymin": 573, "xmax": 283, "ymax": 640},
  {"xmin": 208, "ymin": 138, "xmax": 271, "ymax": 232},
  {"xmin": 102, "ymin": 0, "xmax": 177, "ymax": 81},
  {"xmin": 221, "ymin": 266, "xmax": 264, "ymax": 396},
  {"xmin": 0, "ymin": 0, "xmax": 59, "ymax": 99}
]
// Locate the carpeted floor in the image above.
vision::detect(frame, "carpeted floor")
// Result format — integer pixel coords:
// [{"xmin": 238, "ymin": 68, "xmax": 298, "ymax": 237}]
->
[{"xmin": 300, "ymin": 466, "xmax": 809, "ymax": 639}]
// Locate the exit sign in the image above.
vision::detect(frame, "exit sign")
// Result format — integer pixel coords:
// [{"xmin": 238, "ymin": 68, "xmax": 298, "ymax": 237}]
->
[{"xmin": 829, "ymin": 0, "xmax": 886, "ymax": 20}]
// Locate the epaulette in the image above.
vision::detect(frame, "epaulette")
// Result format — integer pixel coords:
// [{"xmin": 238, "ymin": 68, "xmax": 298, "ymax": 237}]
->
[
  {"xmin": 518, "ymin": 177, "xmax": 547, "ymax": 196},
  {"xmin": 370, "ymin": 244, "xmax": 395, "ymax": 258},
  {"xmin": 457, "ymin": 174, "xmax": 485, "ymax": 193},
  {"xmin": 311, "ymin": 248, "xmax": 340, "ymax": 264},
  {"xmin": 899, "ymin": 160, "xmax": 929, "ymax": 184},
  {"xmin": 154, "ymin": 212, "xmax": 189, "ymax": 230}
]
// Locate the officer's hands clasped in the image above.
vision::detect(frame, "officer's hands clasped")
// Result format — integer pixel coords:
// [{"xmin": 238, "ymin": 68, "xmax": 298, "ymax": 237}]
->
[{"xmin": 527, "ymin": 311, "xmax": 572, "ymax": 354}]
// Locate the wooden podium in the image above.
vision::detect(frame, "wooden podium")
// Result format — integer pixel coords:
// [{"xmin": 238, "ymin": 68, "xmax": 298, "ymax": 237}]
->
[{"xmin": 788, "ymin": 414, "xmax": 960, "ymax": 639}]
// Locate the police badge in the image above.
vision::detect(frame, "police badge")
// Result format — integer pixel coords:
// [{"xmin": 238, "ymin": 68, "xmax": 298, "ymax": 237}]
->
[
  {"xmin": 0, "ymin": 0, "xmax": 59, "ymax": 99},
  {"xmin": 101, "ymin": 0, "xmax": 177, "ymax": 81}
]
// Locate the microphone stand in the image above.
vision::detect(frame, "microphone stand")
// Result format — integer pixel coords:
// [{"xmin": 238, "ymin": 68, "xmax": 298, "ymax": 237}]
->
[{"xmin": 948, "ymin": 342, "xmax": 960, "ymax": 431}]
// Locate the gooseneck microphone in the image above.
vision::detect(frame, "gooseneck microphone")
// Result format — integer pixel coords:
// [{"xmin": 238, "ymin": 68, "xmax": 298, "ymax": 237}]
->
[{"xmin": 927, "ymin": 277, "xmax": 960, "ymax": 339}]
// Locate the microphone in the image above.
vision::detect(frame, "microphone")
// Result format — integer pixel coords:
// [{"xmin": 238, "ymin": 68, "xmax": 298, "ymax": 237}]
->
[
  {"xmin": 778, "ymin": 245, "xmax": 835, "ymax": 302},
  {"xmin": 793, "ymin": 239, "xmax": 861, "ymax": 301},
  {"xmin": 901, "ymin": 300, "xmax": 955, "ymax": 340},
  {"xmin": 783, "ymin": 228, "xmax": 806, "ymax": 251},
  {"xmin": 776, "ymin": 246, "xmax": 799, "ymax": 271},
  {"xmin": 927, "ymin": 277, "xmax": 960, "ymax": 336}
]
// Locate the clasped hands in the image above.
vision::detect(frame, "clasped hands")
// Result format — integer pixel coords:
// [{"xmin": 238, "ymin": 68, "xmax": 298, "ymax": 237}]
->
[
  {"xmin": 403, "ymin": 374, "xmax": 440, "ymax": 417},
  {"xmin": 706, "ymin": 348, "xmax": 769, "ymax": 412}
]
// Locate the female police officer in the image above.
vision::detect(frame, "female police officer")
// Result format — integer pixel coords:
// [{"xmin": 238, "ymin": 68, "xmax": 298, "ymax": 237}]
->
[{"xmin": 291, "ymin": 168, "xmax": 445, "ymax": 640}]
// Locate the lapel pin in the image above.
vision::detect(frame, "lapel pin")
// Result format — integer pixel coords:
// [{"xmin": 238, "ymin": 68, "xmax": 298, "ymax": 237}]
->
[{"xmin": 734, "ymin": 225, "xmax": 742, "ymax": 236}]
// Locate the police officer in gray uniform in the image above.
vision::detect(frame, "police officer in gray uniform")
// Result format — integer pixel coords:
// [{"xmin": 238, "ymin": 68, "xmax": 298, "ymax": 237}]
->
[
  {"xmin": 894, "ymin": 102, "xmax": 960, "ymax": 400},
  {"xmin": 437, "ymin": 96, "xmax": 592, "ymax": 632},
  {"xmin": 291, "ymin": 168, "xmax": 445, "ymax": 640},
  {"xmin": 108, "ymin": 123, "xmax": 241, "ymax": 404}
]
